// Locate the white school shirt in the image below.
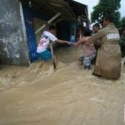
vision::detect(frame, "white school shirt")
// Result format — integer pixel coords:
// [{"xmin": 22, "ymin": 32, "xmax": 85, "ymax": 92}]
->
[{"xmin": 37, "ymin": 31, "xmax": 57, "ymax": 53}]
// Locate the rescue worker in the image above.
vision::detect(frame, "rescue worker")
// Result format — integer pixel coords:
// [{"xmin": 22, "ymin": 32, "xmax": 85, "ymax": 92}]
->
[
  {"xmin": 119, "ymin": 27, "xmax": 125, "ymax": 57},
  {"xmin": 92, "ymin": 23, "xmax": 101, "ymax": 51},
  {"xmin": 85, "ymin": 14, "xmax": 121, "ymax": 79},
  {"xmin": 91, "ymin": 23, "xmax": 101, "ymax": 64},
  {"xmin": 93, "ymin": 23, "xmax": 100, "ymax": 34}
]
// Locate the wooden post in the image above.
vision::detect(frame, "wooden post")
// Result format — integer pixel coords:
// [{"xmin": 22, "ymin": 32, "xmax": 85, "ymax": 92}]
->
[{"xmin": 35, "ymin": 12, "xmax": 61, "ymax": 34}]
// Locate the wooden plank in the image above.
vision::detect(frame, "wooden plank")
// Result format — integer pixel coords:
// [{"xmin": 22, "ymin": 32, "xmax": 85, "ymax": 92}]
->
[
  {"xmin": 33, "ymin": 18, "xmax": 47, "ymax": 43},
  {"xmin": 35, "ymin": 12, "xmax": 61, "ymax": 34}
]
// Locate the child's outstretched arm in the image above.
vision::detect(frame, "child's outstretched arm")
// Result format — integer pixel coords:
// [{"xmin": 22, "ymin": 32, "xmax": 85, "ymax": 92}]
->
[{"xmin": 74, "ymin": 37, "xmax": 90, "ymax": 46}]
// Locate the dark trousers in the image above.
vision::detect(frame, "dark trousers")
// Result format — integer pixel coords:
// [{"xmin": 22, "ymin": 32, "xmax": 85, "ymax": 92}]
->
[
  {"xmin": 119, "ymin": 42, "xmax": 125, "ymax": 57},
  {"xmin": 91, "ymin": 44, "xmax": 100, "ymax": 65}
]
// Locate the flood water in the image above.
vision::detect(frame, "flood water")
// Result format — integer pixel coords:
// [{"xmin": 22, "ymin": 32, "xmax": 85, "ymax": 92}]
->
[{"xmin": 0, "ymin": 46, "xmax": 125, "ymax": 125}]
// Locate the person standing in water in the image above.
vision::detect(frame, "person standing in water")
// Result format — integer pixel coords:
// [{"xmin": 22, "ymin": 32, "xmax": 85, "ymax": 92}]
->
[
  {"xmin": 76, "ymin": 14, "xmax": 121, "ymax": 79},
  {"xmin": 36, "ymin": 25, "xmax": 71, "ymax": 64},
  {"xmin": 91, "ymin": 23, "xmax": 101, "ymax": 64},
  {"xmin": 75, "ymin": 28, "xmax": 96, "ymax": 70},
  {"xmin": 92, "ymin": 23, "xmax": 101, "ymax": 51}
]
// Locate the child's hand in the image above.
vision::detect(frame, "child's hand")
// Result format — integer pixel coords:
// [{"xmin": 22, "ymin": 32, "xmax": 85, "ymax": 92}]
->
[
  {"xmin": 66, "ymin": 41, "xmax": 73, "ymax": 45},
  {"xmin": 74, "ymin": 42, "xmax": 80, "ymax": 47}
]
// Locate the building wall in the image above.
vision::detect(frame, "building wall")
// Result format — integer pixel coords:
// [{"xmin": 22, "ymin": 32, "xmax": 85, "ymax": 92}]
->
[
  {"xmin": 22, "ymin": 4, "xmax": 51, "ymax": 62},
  {"xmin": 0, "ymin": 0, "xmax": 29, "ymax": 65},
  {"xmin": 0, "ymin": 0, "xmax": 77, "ymax": 65}
]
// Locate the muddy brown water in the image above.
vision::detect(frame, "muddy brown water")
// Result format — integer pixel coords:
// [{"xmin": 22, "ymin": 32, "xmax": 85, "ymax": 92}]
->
[{"xmin": 0, "ymin": 46, "xmax": 125, "ymax": 125}]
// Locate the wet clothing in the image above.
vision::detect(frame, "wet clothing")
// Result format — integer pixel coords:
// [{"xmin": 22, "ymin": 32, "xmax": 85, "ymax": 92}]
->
[
  {"xmin": 37, "ymin": 31, "xmax": 57, "ymax": 61},
  {"xmin": 38, "ymin": 50, "xmax": 52, "ymax": 61},
  {"xmin": 82, "ymin": 43, "xmax": 96, "ymax": 57},
  {"xmin": 83, "ymin": 53, "xmax": 96, "ymax": 68},
  {"xmin": 79, "ymin": 53, "xmax": 96, "ymax": 68},
  {"xmin": 86, "ymin": 23, "xmax": 121, "ymax": 79},
  {"xmin": 80, "ymin": 39, "xmax": 96, "ymax": 69},
  {"xmin": 119, "ymin": 34, "xmax": 125, "ymax": 57},
  {"xmin": 79, "ymin": 53, "xmax": 96, "ymax": 69}
]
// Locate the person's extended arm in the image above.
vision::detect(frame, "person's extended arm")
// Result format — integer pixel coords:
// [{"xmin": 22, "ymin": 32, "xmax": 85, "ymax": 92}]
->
[
  {"xmin": 74, "ymin": 37, "xmax": 90, "ymax": 46},
  {"xmin": 85, "ymin": 29, "xmax": 107, "ymax": 44},
  {"xmin": 55, "ymin": 39, "xmax": 71, "ymax": 45},
  {"xmin": 49, "ymin": 32, "xmax": 71, "ymax": 45}
]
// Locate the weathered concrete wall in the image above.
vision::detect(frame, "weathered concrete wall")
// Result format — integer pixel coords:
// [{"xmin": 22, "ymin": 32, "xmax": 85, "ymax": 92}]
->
[{"xmin": 0, "ymin": 0, "xmax": 29, "ymax": 65}]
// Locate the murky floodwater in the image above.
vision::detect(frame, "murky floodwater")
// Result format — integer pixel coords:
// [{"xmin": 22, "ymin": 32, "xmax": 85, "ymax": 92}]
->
[{"xmin": 0, "ymin": 46, "xmax": 125, "ymax": 125}]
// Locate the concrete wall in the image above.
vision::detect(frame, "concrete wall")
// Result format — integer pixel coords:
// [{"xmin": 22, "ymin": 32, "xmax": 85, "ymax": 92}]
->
[{"xmin": 0, "ymin": 0, "xmax": 29, "ymax": 65}]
